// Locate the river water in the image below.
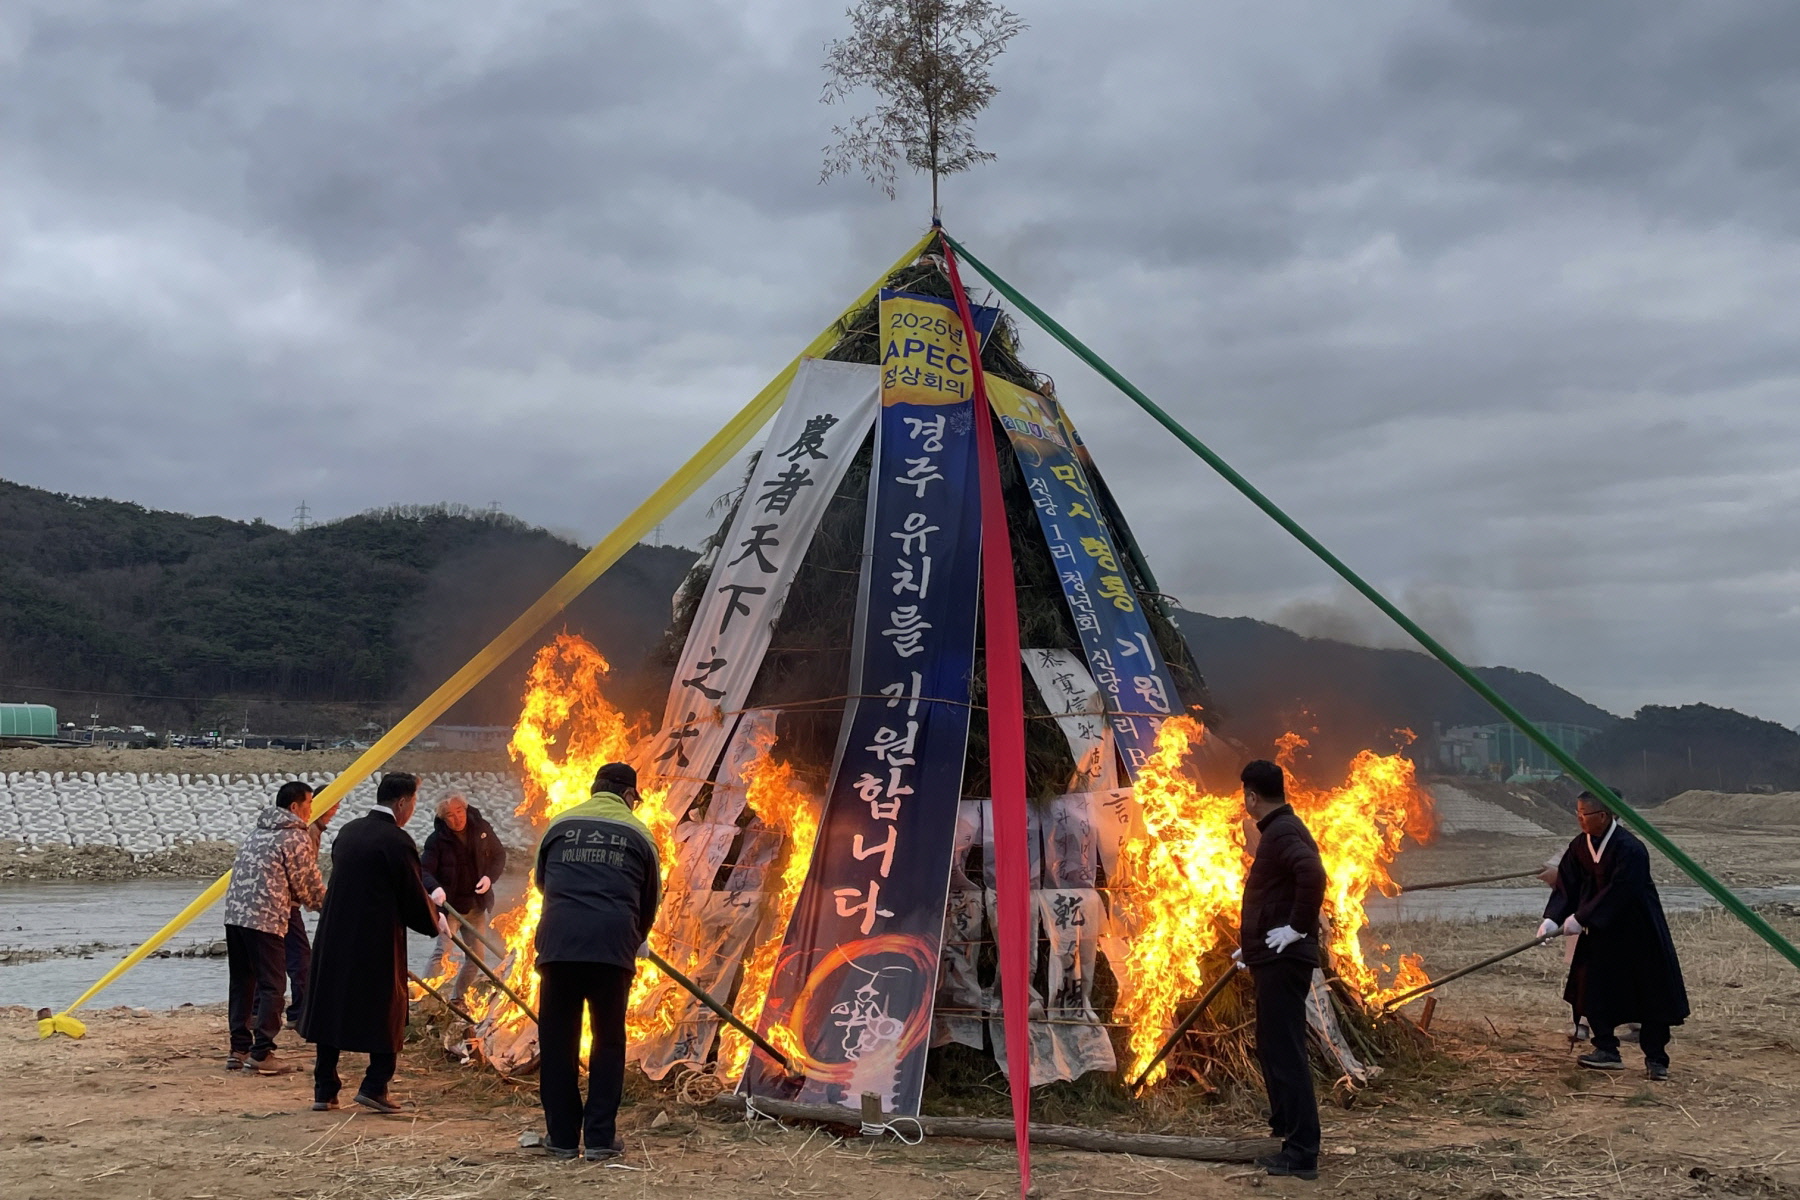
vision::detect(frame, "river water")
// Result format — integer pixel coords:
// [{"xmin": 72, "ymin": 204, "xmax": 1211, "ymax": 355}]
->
[
  {"xmin": 4, "ymin": 878, "xmax": 1797, "ymax": 1011},
  {"xmin": 0, "ymin": 879, "xmax": 451, "ymax": 1010}
]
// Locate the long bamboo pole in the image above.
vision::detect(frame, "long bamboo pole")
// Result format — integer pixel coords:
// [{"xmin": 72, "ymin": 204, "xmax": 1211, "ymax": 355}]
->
[
  {"xmin": 41, "ymin": 231, "xmax": 940, "ymax": 1033},
  {"xmin": 941, "ymin": 233, "xmax": 1800, "ymax": 977},
  {"xmin": 1380, "ymin": 932, "xmax": 1559, "ymax": 1010}
]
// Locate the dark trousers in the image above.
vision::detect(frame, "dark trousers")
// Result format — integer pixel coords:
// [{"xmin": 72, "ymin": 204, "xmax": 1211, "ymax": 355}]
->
[
  {"xmin": 538, "ymin": 961, "xmax": 634, "ymax": 1152},
  {"xmin": 284, "ymin": 908, "xmax": 311, "ymax": 1025},
  {"xmin": 225, "ymin": 924, "xmax": 286, "ymax": 1060},
  {"xmin": 1595, "ymin": 1022, "xmax": 1671, "ymax": 1067},
  {"xmin": 1251, "ymin": 957, "xmax": 1321, "ymax": 1167},
  {"xmin": 313, "ymin": 1044, "xmax": 397, "ymax": 1103}
]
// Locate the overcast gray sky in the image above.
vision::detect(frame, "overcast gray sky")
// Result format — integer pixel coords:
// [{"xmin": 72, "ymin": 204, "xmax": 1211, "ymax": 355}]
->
[{"xmin": 3, "ymin": 1, "xmax": 1796, "ymax": 727}]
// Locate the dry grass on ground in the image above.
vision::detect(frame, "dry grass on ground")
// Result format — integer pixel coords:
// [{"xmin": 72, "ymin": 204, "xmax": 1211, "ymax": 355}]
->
[{"xmin": 4, "ymin": 905, "xmax": 1799, "ymax": 1200}]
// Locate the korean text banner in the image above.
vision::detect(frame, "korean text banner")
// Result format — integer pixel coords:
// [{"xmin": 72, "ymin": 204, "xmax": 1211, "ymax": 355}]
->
[
  {"xmin": 741, "ymin": 291, "xmax": 983, "ymax": 1117},
  {"xmin": 987, "ymin": 378, "xmax": 1182, "ymax": 779},
  {"xmin": 879, "ymin": 288, "xmax": 998, "ymax": 407},
  {"xmin": 644, "ymin": 360, "xmax": 879, "ymax": 817}
]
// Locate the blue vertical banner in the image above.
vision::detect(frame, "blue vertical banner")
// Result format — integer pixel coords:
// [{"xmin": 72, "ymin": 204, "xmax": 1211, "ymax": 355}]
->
[
  {"xmin": 986, "ymin": 378, "xmax": 1183, "ymax": 779},
  {"xmin": 742, "ymin": 290, "xmax": 991, "ymax": 1116}
]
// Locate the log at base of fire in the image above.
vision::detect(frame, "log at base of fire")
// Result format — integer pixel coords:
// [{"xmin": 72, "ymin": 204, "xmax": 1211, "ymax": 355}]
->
[{"xmin": 712, "ymin": 1094, "xmax": 1280, "ymax": 1162}]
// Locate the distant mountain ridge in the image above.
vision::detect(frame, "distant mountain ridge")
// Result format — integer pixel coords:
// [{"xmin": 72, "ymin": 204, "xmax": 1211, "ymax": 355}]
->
[
  {"xmin": 0, "ymin": 479, "xmax": 692, "ymax": 732},
  {"xmin": 9, "ymin": 477, "xmax": 1735, "ymax": 791},
  {"xmin": 1172, "ymin": 610, "xmax": 1619, "ymax": 776}
]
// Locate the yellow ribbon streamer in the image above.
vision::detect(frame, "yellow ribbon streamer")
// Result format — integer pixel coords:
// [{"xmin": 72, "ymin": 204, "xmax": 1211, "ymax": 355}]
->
[{"xmin": 42, "ymin": 230, "xmax": 937, "ymax": 1035}]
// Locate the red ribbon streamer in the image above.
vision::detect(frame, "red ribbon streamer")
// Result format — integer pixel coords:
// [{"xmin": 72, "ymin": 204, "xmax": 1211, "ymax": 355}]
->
[{"xmin": 941, "ymin": 232, "xmax": 1034, "ymax": 1198}]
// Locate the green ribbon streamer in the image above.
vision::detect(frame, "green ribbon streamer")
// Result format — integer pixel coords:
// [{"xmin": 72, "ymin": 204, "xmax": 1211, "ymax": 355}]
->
[{"xmin": 944, "ymin": 231, "xmax": 1800, "ymax": 975}]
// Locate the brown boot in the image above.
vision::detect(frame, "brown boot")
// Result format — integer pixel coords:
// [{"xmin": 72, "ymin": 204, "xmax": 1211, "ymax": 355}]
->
[{"xmin": 251, "ymin": 1052, "xmax": 295, "ymax": 1076}]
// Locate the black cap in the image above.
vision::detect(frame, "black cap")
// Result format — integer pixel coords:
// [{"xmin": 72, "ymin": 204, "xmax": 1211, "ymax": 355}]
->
[{"xmin": 592, "ymin": 762, "xmax": 637, "ymax": 794}]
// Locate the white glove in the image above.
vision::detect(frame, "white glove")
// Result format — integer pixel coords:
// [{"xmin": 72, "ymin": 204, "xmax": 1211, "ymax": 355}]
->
[
  {"xmin": 430, "ymin": 886, "xmax": 447, "ymax": 907},
  {"xmin": 1537, "ymin": 918, "xmax": 1559, "ymax": 938},
  {"xmin": 437, "ymin": 914, "xmax": 451, "ymax": 938},
  {"xmin": 475, "ymin": 875, "xmax": 492, "ymax": 895},
  {"xmin": 1561, "ymin": 915, "xmax": 1585, "ymax": 936},
  {"xmin": 636, "ymin": 941, "xmax": 652, "ymax": 960},
  {"xmin": 1264, "ymin": 925, "xmax": 1305, "ymax": 953},
  {"xmin": 1230, "ymin": 948, "xmax": 1247, "ymax": 970}
]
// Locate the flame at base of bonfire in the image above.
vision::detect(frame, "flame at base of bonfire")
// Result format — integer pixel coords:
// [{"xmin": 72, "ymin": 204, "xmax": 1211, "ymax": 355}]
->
[{"xmin": 1110, "ymin": 717, "xmax": 1434, "ymax": 1086}]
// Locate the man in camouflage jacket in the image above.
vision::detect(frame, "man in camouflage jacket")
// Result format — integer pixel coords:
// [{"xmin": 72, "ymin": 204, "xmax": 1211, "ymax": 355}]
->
[{"xmin": 223, "ymin": 781, "xmax": 327, "ymax": 1074}]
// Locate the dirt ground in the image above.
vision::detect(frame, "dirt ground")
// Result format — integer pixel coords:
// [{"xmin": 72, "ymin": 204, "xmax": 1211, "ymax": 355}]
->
[{"xmin": 4, "ymin": 900, "xmax": 1797, "ymax": 1200}]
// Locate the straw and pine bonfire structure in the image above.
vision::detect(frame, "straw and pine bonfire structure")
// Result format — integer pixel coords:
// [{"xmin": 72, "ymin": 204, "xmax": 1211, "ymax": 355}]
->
[{"xmin": 428, "ymin": 242, "xmax": 1438, "ymax": 1116}]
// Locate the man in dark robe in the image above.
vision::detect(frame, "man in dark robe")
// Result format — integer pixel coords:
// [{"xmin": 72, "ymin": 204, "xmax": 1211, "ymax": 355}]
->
[
  {"xmin": 299, "ymin": 772, "xmax": 443, "ymax": 1112},
  {"xmin": 1539, "ymin": 791, "xmax": 1689, "ymax": 1080},
  {"xmin": 1238, "ymin": 759, "xmax": 1327, "ymax": 1180}
]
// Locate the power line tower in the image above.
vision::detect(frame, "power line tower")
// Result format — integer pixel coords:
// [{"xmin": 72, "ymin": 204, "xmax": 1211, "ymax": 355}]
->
[{"xmin": 292, "ymin": 501, "xmax": 312, "ymax": 531}]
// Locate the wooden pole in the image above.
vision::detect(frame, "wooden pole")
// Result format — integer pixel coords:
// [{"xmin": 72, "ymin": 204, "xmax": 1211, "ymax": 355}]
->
[
  {"xmin": 439, "ymin": 901, "xmax": 507, "ymax": 955},
  {"xmin": 443, "ymin": 925, "xmax": 540, "ymax": 1025},
  {"xmin": 714, "ymin": 1094, "xmax": 1277, "ymax": 1163},
  {"xmin": 1381, "ymin": 932, "xmax": 1558, "ymax": 1011},
  {"xmin": 642, "ymin": 946, "xmax": 795, "ymax": 1076},
  {"xmin": 1129, "ymin": 965, "xmax": 1242, "ymax": 1092},
  {"xmin": 409, "ymin": 970, "xmax": 479, "ymax": 1026},
  {"xmin": 1396, "ymin": 868, "xmax": 1543, "ymax": 893}
]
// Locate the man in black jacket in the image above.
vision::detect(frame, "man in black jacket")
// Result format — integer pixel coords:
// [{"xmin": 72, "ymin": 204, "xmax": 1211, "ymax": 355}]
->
[
  {"xmin": 532, "ymin": 762, "xmax": 661, "ymax": 1162},
  {"xmin": 421, "ymin": 794, "xmax": 508, "ymax": 1003},
  {"xmin": 1539, "ymin": 791, "xmax": 1689, "ymax": 1080},
  {"xmin": 299, "ymin": 772, "xmax": 444, "ymax": 1114},
  {"xmin": 1238, "ymin": 759, "xmax": 1327, "ymax": 1180}
]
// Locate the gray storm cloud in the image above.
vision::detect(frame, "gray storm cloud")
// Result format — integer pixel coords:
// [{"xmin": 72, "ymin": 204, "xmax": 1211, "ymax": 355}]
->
[{"xmin": 1, "ymin": 0, "xmax": 1795, "ymax": 724}]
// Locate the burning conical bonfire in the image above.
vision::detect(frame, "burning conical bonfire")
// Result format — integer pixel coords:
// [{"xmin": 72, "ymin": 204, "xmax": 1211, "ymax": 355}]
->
[{"xmin": 436, "ymin": 240, "xmax": 1437, "ymax": 1111}]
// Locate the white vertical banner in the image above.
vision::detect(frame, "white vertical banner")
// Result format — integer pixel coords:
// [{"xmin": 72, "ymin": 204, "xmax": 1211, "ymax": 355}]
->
[
  {"xmin": 1021, "ymin": 648, "xmax": 1117, "ymax": 791},
  {"xmin": 643, "ymin": 361, "xmax": 879, "ymax": 817}
]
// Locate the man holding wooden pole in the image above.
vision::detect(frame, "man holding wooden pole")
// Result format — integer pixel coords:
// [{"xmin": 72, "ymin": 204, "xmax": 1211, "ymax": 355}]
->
[
  {"xmin": 1238, "ymin": 759, "xmax": 1327, "ymax": 1181},
  {"xmin": 531, "ymin": 762, "xmax": 662, "ymax": 1162},
  {"xmin": 1539, "ymin": 790, "xmax": 1689, "ymax": 1080}
]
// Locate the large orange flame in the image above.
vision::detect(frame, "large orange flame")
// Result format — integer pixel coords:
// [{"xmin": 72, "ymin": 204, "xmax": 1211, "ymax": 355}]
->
[
  {"xmin": 457, "ymin": 632, "xmax": 817, "ymax": 1075},
  {"xmin": 1110, "ymin": 717, "xmax": 1432, "ymax": 1085},
  {"xmin": 717, "ymin": 733, "xmax": 820, "ymax": 1077}
]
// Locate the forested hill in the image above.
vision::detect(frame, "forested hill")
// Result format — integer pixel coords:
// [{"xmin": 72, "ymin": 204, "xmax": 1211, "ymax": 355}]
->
[
  {"xmin": 2, "ymin": 477, "xmax": 1646, "ymax": 765},
  {"xmin": 0, "ymin": 479, "xmax": 694, "ymax": 730}
]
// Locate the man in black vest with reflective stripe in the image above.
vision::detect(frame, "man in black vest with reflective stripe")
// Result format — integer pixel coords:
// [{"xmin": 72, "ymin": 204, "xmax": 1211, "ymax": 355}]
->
[
  {"xmin": 533, "ymin": 762, "xmax": 662, "ymax": 1162},
  {"xmin": 1238, "ymin": 758, "xmax": 1327, "ymax": 1180}
]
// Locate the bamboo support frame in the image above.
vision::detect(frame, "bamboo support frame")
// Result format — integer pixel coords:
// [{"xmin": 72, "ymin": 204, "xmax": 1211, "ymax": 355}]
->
[{"xmin": 942, "ymin": 231, "xmax": 1800, "ymax": 977}]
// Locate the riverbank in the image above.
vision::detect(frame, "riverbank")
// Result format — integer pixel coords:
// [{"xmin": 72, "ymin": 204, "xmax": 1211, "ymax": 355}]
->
[{"xmin": 5, "ymin": 905, "xmax": 1798, "ymax": 1200}]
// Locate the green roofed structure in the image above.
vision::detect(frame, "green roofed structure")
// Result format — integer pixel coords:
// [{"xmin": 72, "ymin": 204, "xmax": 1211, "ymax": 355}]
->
[{"xmin": 0, "ymin": 703, "xmax": 57, "ymax": 738}]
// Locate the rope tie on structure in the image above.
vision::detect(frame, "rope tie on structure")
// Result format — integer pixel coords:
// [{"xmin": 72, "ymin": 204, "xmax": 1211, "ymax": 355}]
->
[{"xmin": 860, "ymin": 1116, "xmax": 925, "ymax": 1145}]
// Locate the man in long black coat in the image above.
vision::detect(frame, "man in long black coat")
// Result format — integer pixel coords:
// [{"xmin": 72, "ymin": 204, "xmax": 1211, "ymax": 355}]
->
[
  {"xmin": 1238, "ymin": 759, "xmax": 1327, "ymax": 1181},
  {"xmin": 1540, "ymin": 791, "xmax": 1689, "ymax": 1080},
  {"xmin": 299, "ymin": 772, "xmax": 442, "ymax": 1112}
]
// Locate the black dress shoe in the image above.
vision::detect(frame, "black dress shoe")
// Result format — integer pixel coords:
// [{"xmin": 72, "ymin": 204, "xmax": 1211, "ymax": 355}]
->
[
  {"xmin": 1646, "ymin": 1062, "xmax": 1669, "ymax": 1082},
  {"xmin": 543, "ymin": 1142, "xmax": 578, "ymax": 1160},
  {"xmin": 353, "ymin": 1092, "xmax": 405, "ymax": 1115},
  {"xmin": 1255, "ymin": 1153, "xmax": 1319, "ymax": 1180},
  {"xmin": 584, "ymin": 1137, "xmax": 625, "ymax": 1162},
  {"xmin": 311, "ymin": 1099, "xmax": 340, "ymax": 1112}
]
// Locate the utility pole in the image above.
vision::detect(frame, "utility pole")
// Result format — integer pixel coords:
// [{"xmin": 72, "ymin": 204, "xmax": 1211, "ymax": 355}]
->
[{"xmin": 293, "ymin": 501, "xmax": 312, "ymax": 531}]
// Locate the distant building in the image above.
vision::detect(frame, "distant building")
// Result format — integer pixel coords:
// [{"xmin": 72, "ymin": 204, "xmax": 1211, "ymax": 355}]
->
[
  {"xmin": 1437, "ymin": 721, "xmax": 1599, "ymax": 781},
  {"xmin": 421, "ymin": 724, "xmax": 514, "ymax": 753},
  {"xmin": 0, "ymin": 703, "xmax": 58, "ymax": 738}
]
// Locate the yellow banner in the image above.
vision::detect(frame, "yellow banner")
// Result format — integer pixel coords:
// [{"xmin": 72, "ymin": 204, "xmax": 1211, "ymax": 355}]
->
[{"xmin": 879, "ymin": 290, "xmax": 975, "ymax": 406}]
